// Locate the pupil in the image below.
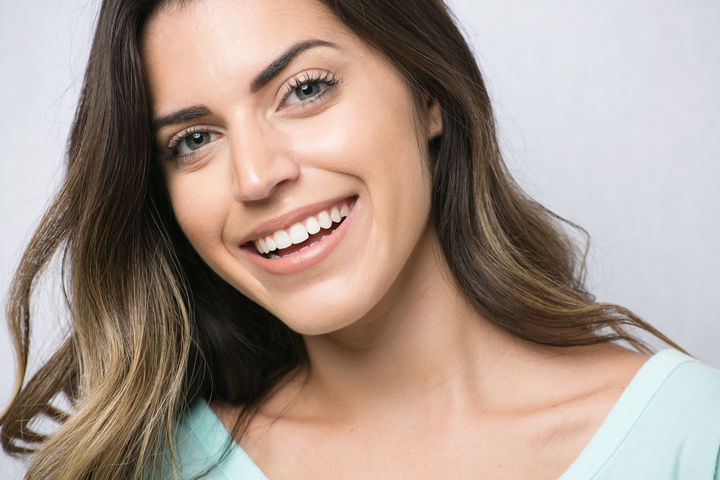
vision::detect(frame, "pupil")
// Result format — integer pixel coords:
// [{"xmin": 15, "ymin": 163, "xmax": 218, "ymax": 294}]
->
[
  {"xmin": 300, "ymin": 84, "xmax": 315, "ymax": 96},
  {"xmin": 191, "ymin": 133, "xmax": 204, "ymax": 144}
]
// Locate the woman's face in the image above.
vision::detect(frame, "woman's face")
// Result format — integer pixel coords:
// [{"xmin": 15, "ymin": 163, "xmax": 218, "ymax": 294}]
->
[{"xmin": 143, "ymin": 0, "xmax": 442, "ymax": 334}]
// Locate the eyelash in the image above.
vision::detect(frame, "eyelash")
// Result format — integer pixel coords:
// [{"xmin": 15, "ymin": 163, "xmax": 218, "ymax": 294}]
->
[{"xmin": 160, "ymin": 70, "xmax": 342, "ymax": 165}]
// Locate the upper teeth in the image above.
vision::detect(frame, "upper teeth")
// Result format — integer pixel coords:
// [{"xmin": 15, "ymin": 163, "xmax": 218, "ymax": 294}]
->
[{"xmin": 253, "ymin": 200, "xmax": 355, "ymax": 255}]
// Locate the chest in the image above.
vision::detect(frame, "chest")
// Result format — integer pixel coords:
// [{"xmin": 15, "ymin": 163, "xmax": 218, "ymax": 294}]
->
[{"xmin": 240, "ymin": 407, "xmax": 601, "ymax": 480}]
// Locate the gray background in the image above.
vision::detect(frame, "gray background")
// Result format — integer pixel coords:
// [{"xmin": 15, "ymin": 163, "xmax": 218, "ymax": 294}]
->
[{"xmin": 1, "ymin": 0, "xmax": 718, "ymax": 476}]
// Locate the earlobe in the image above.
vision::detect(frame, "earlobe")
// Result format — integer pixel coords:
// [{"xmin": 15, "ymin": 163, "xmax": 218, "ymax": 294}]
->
[{"xmin": 426, "ymin": 99, "xmax": 443, "ymax": 139}]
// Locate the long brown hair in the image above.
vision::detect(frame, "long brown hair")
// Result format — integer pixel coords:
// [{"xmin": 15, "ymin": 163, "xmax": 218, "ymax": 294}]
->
[{"xmin": 1, "ymin": 0, "xmax": 682, "ymax": 478}]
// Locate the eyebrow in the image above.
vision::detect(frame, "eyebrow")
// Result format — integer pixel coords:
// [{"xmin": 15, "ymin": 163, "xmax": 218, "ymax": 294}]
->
[
  {"xmin": 151, "ymin": 39, "xmax": 339, "ymax": 132},
  {"xmin": 152, "ymin": 106, "xmax": 210, "ymax": 132},
  {"xmin": 250, "ymin": 39, "xmax": 338, "ymax": 93}
]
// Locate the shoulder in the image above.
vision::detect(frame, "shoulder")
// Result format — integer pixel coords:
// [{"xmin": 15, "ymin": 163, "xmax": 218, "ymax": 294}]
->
[
  {"xmin": 615, "ymin": 351, "xmax": 720, "ymax": 478},
  {"xmin": 639, "ymin": 350, "xmax": 720, "ymax": 440},
  {"xmin": 595, "ymin": 346, "xmax": 720, "ymax": 418},
  {"xmin": 661, "ymin": 351, "xmax": 720, "ymax": 396},
  {"xmin": 636, "ymin": 350, "xmax": 720, "ymax": 422},
  {"xmin": 565, "ymin": 350, "xmax": 720, "ymax": 479}
]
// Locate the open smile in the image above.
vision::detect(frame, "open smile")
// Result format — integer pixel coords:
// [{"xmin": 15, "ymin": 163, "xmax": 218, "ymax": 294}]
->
[
  {"xmin": 241, "ymin": 195, "xmax": 358, "ymax": 275},
  {"xmin": 252, "ymin": 197, "xmax": 356, "ymax": 258}
]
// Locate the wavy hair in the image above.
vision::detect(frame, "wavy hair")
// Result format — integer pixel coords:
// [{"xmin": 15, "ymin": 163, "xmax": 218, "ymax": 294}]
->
[{"xmin": 1, "ymin": 0, "xmax": 682, "ymax": 478}]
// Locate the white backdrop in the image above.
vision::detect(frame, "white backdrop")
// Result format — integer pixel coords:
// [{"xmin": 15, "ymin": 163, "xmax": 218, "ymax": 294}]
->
[{"xmin": 1, "ymin": 1, "xmax": 718, "ymax": 476}]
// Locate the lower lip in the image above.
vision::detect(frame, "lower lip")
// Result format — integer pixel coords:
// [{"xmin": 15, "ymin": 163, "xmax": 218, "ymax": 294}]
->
[{"xmin": 241, "ymin": 197, "xmax": 358, "ymax": 275}]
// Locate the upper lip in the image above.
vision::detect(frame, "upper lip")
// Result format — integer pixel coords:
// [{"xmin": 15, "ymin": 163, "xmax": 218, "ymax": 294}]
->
[{"xmin": 240, "ymin": 194, "xmax": 356, "ymax": 244}]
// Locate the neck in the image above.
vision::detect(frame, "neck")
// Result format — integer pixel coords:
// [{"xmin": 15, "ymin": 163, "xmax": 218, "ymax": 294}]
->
[{"xmin": 296, "ymin": 226, "xmax": 526, "ymax": 421}]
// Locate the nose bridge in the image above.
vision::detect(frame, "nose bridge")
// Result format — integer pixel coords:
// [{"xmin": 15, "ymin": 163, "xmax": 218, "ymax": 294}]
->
[{"xmin": 229, "ymin": 115, "xmax": 298, "ymax": 202}]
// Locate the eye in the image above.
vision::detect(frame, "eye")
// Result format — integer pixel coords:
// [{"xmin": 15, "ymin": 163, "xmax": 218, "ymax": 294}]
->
[
  {"xmin": 178, "ymin": 131, "xmax": 211, "ymax": 153},
  {"xmin": 281, "ymin": 71, "xmax": 342, "ymax": 109},
  {"xmin": 286, "ymin": 82, "xmax": 325, "ymax": 105},
  {"xmin": 166, "ymin": 127, "xmax": 222, "ymax": 161}
]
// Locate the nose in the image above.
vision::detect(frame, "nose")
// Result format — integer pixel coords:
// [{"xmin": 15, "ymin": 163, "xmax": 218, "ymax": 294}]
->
[{"xmin": 229, "ymin": 121, "xmax": 299, "ymax": 202}]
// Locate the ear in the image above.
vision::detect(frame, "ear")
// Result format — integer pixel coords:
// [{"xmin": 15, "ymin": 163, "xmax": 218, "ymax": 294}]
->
[{"xmin": 424, "ymin": 98, "xmax": 443, "ymax": 139}]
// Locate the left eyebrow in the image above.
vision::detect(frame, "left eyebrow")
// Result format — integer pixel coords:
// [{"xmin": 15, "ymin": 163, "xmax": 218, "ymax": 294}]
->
[
  {"xmin": 250, "ymin": 39, "xmax": 339, "ymax": 93},
  {"xmin": 151, "ymin": 39, "xmax": 339, "ymax": 133}
]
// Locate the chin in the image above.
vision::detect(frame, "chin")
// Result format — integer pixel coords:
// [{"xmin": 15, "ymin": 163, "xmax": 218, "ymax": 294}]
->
[
  {"xmin": 273, "ymin": 308, "xmax": 363, "ymax": 337},
  {"xmin": 266, "ymin": 287, "xmax": 386, "ymax": 337}
]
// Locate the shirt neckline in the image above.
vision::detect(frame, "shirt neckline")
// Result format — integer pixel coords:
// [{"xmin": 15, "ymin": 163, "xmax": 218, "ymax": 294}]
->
[
  {"xmin": 191, "ymin": 348, "xmax": 692, "ymax": 479},
  {"xmin": 187, "ymin": 400, "xmax": 270, "ymax": 478}
]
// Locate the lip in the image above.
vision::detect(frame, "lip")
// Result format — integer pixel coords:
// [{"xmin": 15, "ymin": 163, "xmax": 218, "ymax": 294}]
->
[
  {"xmin": 241, "ymin": 196, "xmax": 358, "ymax": 275},
  {"xmin": 240, "ymin": 194, "xmax": 356, "ymax": 244}
]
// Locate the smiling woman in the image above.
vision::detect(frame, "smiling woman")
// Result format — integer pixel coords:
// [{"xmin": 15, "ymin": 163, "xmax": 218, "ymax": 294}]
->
[
  {"xmin": 2, "ymin": 0, "xmax": 720, "ymax": 479},
  {"xmin": 144, "ymin": 2, "xmax": 439, "ymax": 332}
]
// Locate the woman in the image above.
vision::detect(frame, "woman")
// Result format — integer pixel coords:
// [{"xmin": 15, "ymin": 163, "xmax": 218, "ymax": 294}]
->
[{"xmin": 2, "ymin": 0, "xmax": 719, "ymax": 478}]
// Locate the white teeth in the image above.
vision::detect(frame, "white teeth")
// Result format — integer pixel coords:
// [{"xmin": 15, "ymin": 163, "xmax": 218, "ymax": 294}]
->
[
  {"xmin": 274, "ymin": 230, "xmax": 292, "ymax": 250},
  {"xmin": 318, "ymin": 210, "xmax": 332, "ymax": 229},
  {"xmin": 254, "ymin": 238, "xmax": 267, "ymax": 254},
  {"xmin": 265, "ymin": 236, "xmax": 276, "ymax": 252},
  {"xmin": 253, "ymin": 199, "xmax": 356, "ymax": 255},
  {"xmin": 330, "ymin": 206, "xmax": 341, "ymax": 223},
  {"xmin": 289, "ymin": 223, "xmax": 309, "ymax": 244},
  {"xmin": 306, "ymin": 216, "xmax": 321, "ymax": 235}
]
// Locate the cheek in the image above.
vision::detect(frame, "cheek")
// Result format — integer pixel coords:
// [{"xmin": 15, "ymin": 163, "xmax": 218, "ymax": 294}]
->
[
  {"xmin": 315, "ymin": 84, "xmax": 430, "ymax": 239},
  {"xmin": 165, "ymin": 167, "xmax": 232, "ymax": 260},
  {"xmin": 334, "ymin": 90, "xmax": 431, "ymax": 222},
  {"xmin": 283, "ymin": 80, "xmax": 428, "ymax": 186}
]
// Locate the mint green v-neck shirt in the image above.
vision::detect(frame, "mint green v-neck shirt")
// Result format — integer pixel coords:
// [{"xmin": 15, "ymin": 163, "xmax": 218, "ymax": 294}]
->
[{"xmin": 161, "ymin": 349, "xmax": 720, "ymax": 479}]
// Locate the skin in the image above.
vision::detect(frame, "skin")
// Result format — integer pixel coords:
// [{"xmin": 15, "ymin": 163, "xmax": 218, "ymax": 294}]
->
[{"xmin": 142, "ymin": 0, "xmax": 649, "ymax": 478}]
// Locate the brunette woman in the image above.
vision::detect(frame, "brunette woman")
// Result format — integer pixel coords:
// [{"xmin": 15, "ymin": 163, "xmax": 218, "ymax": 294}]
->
[{"xmin": 2, "ymin": 0, "xmax": 719, "ymax": 479}]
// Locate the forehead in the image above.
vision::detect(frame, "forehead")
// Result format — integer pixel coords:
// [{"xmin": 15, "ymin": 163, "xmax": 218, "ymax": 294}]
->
[
  {"xmin": 141, "ymin": 0, "xmax": 373, "ymax": 115},
  {"xmin": 141, "ymin": 0, "xmax": 356, "ymax": 98},
  {"xmin": 144, "ymin": 0, "xmax": 345, "ymax": 45}
]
